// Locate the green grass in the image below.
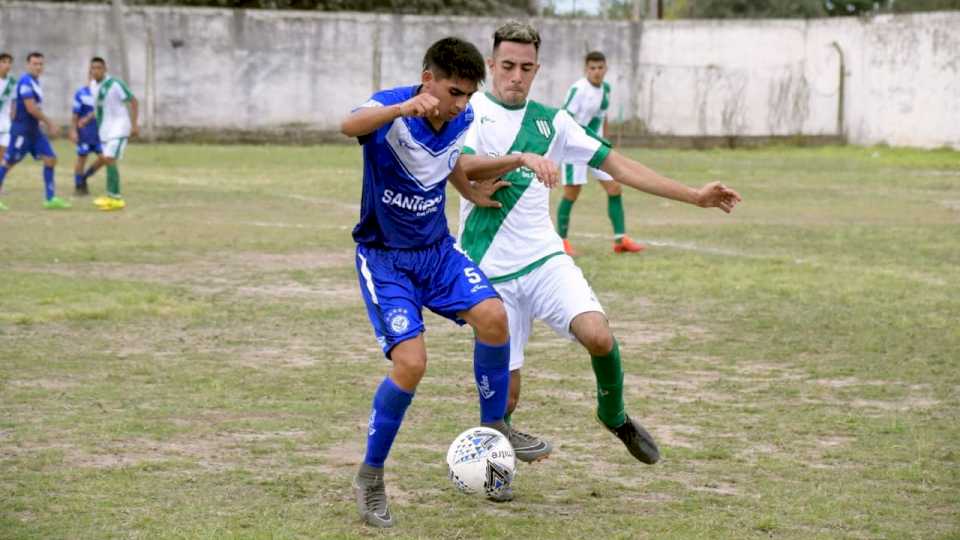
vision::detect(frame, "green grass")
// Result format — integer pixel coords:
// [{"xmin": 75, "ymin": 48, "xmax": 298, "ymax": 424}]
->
[{"xmin": 1, "ymin": 142, "xmax": 958, "ymax": 539}]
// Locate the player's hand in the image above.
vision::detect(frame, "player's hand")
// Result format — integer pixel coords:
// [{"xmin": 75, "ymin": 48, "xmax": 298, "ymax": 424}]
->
[
  {"xmin": 469, "ymin": 179, "xmax": 510, "ymax": 209},
  {"xmin": 130, "ymin": 125, "xmax": 140, "ymax": 138},
  {"xmin": 44, "ymin": 120, "xmax": 58, "ymax": 139},
  {"xmin": 695, "ymin": 182, "xmax": 742, "ymax": 213},
  {"xmin": 520, "ymin": 153, "xmax": 560, "ymax": 188},
  {"xmin": 399, "ymin": 93, "xmax": 441, "ymax": 118},
  {"xmin": 68, "ymin": 129, "xmax": 78, "ymax": 143}
]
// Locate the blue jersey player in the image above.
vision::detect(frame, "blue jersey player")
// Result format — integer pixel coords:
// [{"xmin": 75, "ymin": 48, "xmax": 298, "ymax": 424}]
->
[
  {"xmin": 69, "ymin": 64, "xmax": 103, "ymax": 196},
  {"xmin": 340, "ymin": 37, "xmax": 513, "ymax": 528},
  {"xmin": 0, "ymin": 52, "xmax": 70, "ymax": 210}
]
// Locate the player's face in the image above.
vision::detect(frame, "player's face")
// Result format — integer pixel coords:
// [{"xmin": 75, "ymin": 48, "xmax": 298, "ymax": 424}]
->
[
  {"xmin": 0, "ymin": 58, "xmax": 11, "ymax": 77},
  {"xmin": 423, "ymin": 72, "xmax": 478, "ymax": 121},
  {"xmin": 90, "ymin": 62, "xmax": 106, "ymax": 82},
  {"xmin": 27, "ymin": 56, "xmax": 44, "ymax": 78},
  {"xmin": 488, "ymin": 41, "xmax": 540, "ymax": 106},
  {"xmin": 586, "ymin": 60, "xmax": 607, "ymax": 86}
]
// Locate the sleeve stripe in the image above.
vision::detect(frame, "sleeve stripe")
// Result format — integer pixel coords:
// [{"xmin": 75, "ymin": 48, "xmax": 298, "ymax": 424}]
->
[{"xmin": 588, "ymin": 141, "xmax": 612, "ymax": 169}]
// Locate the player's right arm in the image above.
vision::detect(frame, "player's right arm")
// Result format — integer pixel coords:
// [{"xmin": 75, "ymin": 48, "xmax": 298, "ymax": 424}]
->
[
  {"xmin": 340, "ymin": 93, "xmax": 441, "ymax": 138},
  {"xmin": 460, "ymin": 153, "xmax": 560, "ymax": 188},
  {"xmin": 69, "ymin": 112, "xmax": 80, "ymax": 143},
  {"xmin": 23, "ymin": 98, "xmax": 57, "ymax": 138}
]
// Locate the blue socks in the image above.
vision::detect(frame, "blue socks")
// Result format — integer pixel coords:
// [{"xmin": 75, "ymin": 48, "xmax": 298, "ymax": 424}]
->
[
  {"xmin": 43, "ymin": 166, "xmax": 54, "ymax": 200},
  {"xmin": 0, "ymin": 165, "xmax": 7, "ymax": 189},
  {"xmin": 474, "ymin": 339, "xmax": 510, "ymax": 424},
  {"xmin": 75, "ymin": 173, "xmax": 84, "ymax": 187},
  {"xmin": 362, "ymin": 377, "xmax": 414, "ymax": 469}
]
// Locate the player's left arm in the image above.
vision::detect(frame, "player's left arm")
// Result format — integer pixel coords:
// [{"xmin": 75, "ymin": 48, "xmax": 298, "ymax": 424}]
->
[
  {"xmin": 126, "ymin": 94, "xmax": 139, "ymax": 137},
  {"xmin": 448, "ymin": 158, "xmax": 506, "ymax": 209},
  {"xmin": 599, "ymin": 151, "xmax": 742, "ymax": 213}
]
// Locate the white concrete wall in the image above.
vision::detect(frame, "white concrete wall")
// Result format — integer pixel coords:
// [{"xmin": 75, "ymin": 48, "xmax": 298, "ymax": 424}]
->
[{"xmin": 0, "ymin": 2, "xmax": 957, "ymax": 148}]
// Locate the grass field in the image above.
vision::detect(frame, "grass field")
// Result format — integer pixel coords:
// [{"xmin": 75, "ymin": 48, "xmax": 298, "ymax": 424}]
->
[{"xmin": 1, "ymin": 141, "xmax": 958, "ymax": 539}]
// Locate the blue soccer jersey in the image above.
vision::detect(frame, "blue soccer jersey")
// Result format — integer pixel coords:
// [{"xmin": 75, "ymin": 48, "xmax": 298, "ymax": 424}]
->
[
  {"xmin": 351, "ymin": 85, "xmax": 472, "ymax": 249},
  {"xmin": 13, "ymin": 73, "xmax": 42, "ymax": 132},
  {"xmin": 72, "ymin": 85, "xmax": 100, "ymax": 145}
]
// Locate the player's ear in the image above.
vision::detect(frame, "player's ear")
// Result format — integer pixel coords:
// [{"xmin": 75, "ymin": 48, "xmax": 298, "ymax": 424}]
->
[
  {"xmin": 421, "ymin": 69, "xmax": 434, "ymax": 86},
  {"xmin": 486, "ymin": 57, "xmax": 494, "ymax": 70}
]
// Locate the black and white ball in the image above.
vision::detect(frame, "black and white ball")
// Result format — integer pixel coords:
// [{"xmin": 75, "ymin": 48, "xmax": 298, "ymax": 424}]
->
[{"xmin": 446, "ymin": 427, "xmax": 516, "ymax": 497}]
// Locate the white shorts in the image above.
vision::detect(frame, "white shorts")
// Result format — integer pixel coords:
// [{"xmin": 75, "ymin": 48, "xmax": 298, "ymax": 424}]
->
[
  {"xmin": 0, "ymin": 131, "xmax": 9, "ymax": 149},
  {"xmin": 103, "ymin": 137, "xmax": 129, "ymax": 160},
  {"xmin": 493, "ymin": 254, "xmax": 605, "ymax": 370},
  {"xmin": 563, "ymin": 162, "xmax": 613, "ymax": 186}
]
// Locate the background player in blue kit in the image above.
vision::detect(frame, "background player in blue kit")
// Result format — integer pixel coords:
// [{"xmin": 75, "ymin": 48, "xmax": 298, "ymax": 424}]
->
[
  {"xmin": 0, "ymin": 52, "xmax": 70, "ymax": 210},
  {"xmin": 69, "ymin": 60, "xmax": 104, "ymax": 196},
  {"xmin": 340, "ymin": 37, "xmax": 515, "ymax": 528}
]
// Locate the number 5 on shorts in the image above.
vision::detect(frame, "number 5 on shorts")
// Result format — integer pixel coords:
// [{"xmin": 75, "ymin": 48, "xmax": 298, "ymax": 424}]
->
[{"xmin": 464, "ymin": 267, "xmax": 482, "ymax": 284}]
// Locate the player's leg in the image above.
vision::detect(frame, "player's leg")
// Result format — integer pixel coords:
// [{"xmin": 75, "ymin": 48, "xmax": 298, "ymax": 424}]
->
[
  {"xmin": 81, "ymin": 149, "xmax": 106, "ymax": 185},
  {"xmin": 352, "ymin": 247, "xmax": 425, "ymax": 528},
  {"xmin": 570, "ymin": 311, "xmax": 659, "ymax": 464},
  {"xmin": 458, "ymin": 297, "xmax": 511, "ymax": 433},
  {"xmin": 0, "ymin": 133, "xmax": 26, "ymax": 210},
  {"xmin": 491, "ymin": 273, "xmax": 552, "ymax": 464},
  {"xmin": 557, "ymin": 163, "xmax": 587, "ymax": 256},
  {"xmin": 38, "ymin": 138, "xmax": 69, "ymax": 209},
  {"xmin": 96, "ymin": 138, "xmax": 127, "ymax": 210},
  {"xmin": 599, "ymin": 171, "xmax": 645, "ymax": 253},
  {"xmin": 74, "ymin": 150, "xmax": 89, "ymax": 196}
]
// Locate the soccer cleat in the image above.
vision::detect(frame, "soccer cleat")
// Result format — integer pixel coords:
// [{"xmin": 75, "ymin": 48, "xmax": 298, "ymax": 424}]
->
[
  {"xmin": 352, "ymin": 475, "xmax": 395, "ymax": 528},
  {"xmin": 601, "ymin": 413, "xmax": 660, "ymax": 464},
  {"xmin": 562, "ymin": 238, "xmax": 578, "ymax": 257},
  {"xmin": 74, "ymin": 183, "xmax": 89, "ymax": 196},
  {"xmin": 43, "ymin": 196, "xmax": 72, "ymax": 210},
  {"xmin": 0, "ymin": 200, "xmax": 8, "ymax": 211},
  {"xmin": 508, "ymin": 427, "xmax": 552, "ymax": 463},
  {"xmin": 613, "ymin": 235, "xmax": 646, "ymax": 254},
  {"xmin": 97, "ymin": 197, "xmax": 126, "ymax": 211},
  {"xmin": 93, "ymin": 195, "xmax": 110, "ymax": 207},
  {"xmin": 487, "ymin": 486, "xmax": 514, "ymax": 503}
]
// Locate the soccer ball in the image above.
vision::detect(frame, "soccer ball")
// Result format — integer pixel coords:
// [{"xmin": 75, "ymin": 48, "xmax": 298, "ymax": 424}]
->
[{"xmin": 446, "ymin": 426, "xmax": 516, "ymax": 497}]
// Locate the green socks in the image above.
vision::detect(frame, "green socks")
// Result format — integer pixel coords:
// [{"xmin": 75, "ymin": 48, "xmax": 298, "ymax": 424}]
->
[
  {"xmin": 106, "ymin": 164, "xmax": 121, "ymax": 197},
  {"xmin": 591, "ymin": 339, "xmax": 626, "ymax": 428},
  {"xmin": 557, "ymin": 197, "xmax": 575, "ymax": 239},
  {"xmin": 608, "ymin": 194, "xmax": 625, "ymax": 241}
]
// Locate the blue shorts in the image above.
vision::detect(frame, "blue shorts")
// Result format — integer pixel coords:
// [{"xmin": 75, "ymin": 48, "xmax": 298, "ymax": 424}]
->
[
  {"xmin": 355, "ymin": 236, "xmax": 500, "ymax": 358},
  {"xmin": 76, "ymin": 140, "xmax": 103, "ymax": 157},
  {"xmin": 3, "ymin": 128, "xmax": 55, "ymax": 164}
]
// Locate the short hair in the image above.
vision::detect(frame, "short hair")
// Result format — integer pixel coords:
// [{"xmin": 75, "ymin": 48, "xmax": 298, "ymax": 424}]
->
[
  {"xmin": 585, "ymin": 51, "xmax": 606, "ymax": 64},
  {"xmin": 422, "ymin": 37, "xmax": 485, "ymax": 84},
  {"xmin": 26, "ymin": 51, "xmax": 43, "ymax": 62},
  {"xmin": 91, "ymin": 57, "xmax": 106, "ymax": 66},
  {"xmin": 493, "ymin": 21, "xmax": 541, "ymax": 52},
  {"xmin": 0, "ymin": 53, "xmax": 12, "ymax": 63}
]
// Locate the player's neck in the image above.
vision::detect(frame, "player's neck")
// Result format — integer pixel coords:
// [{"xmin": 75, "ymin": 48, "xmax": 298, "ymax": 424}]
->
[
  {"xmin": 587, "ymin": 78, "xmax": 603, "ymax": 88},
  {"xmin": 486, "ymin": 90, "xmax": 526, "ymax": 110}
]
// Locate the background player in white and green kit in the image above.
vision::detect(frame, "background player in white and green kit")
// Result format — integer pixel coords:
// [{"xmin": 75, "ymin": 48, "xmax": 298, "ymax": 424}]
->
[
  {"xmin": 558, "ymin": 51, "xmax": 646, "ymax": 255},
  {"xmin": 458, "ymin": 21, "xmax": 743, "ymax": 467},
  {"xmin": 0, "ymin": 53, "xmax": 16, "ymax": 158},
  {"xmin": 90, "ymin": 57, "xmax": 138, "ymax": 211}
]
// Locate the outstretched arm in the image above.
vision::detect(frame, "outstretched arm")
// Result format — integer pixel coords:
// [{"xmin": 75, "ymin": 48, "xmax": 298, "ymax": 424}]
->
[
  {"xmin": 340, "ymin": 93, "xmax": 440, "ymax": 138},
  {"xmin": 128, "ymin": 97, "xmax": 139, "ymax": 137},
  {"xmin": 600, "ymin": 151, "xmax": 742, "ymax": 213},
  {"xmin": 460, "ymin": 153, "xmax": 560, "ymax": 188}
]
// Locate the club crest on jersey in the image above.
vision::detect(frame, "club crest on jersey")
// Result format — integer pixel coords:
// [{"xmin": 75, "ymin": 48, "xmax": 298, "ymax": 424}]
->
[
  {"xmin": 535, "ymin": 118, "xmax": 552, "ymax": 138},
  {"xmin": 448, "ymin": 149, "xmax": 461, "ymax": 171}
]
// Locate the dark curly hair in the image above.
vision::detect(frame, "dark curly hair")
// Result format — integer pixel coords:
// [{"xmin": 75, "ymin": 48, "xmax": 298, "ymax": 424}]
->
[{"xmin": 422, "ymin": 37, "xmax": 486, "ymax": 84}]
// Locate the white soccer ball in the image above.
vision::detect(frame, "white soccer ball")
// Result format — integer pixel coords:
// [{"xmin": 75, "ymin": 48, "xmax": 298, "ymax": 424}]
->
[{"xmin": 446, "ymin": 426, "xmax": 516, "ymax": 497}]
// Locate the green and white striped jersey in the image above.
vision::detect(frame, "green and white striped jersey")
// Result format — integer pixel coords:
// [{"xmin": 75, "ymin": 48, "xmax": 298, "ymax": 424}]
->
[
  {"xmin": 0, "ymin": 75, "xmax": 16, "ymax": 133},
  {"xmin": 458, "ymin": 92, "xmax": 611, "ymax": 283},
  {"xmin": 563, "ymin": 78, "xmax": 610, "ymax": 136},
  {"xmin": 96, "ymin": 76, "xmax": 135, "ymax": 141}
]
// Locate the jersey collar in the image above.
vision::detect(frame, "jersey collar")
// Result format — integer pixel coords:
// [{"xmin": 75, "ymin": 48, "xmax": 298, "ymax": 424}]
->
[{"xmin": 484, "ymin": 91, "xmax": 526, "ymax": 111}]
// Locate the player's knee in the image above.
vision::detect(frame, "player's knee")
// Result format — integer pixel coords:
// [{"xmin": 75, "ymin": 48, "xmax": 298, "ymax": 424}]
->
[
  {"xmin": 392, "ymin": 353, "xmax": 427, "ymax": 386},
  {"xmin": 470, "ymin": 299, "xmax": 509, "ymax": 345},
  {"xmin": 606, "ymin": 182, "xmax": 622, "ymax": 196},
  {"xmin": 574, "ymin": 313, "xmax": 614, "ymax": 356}
]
